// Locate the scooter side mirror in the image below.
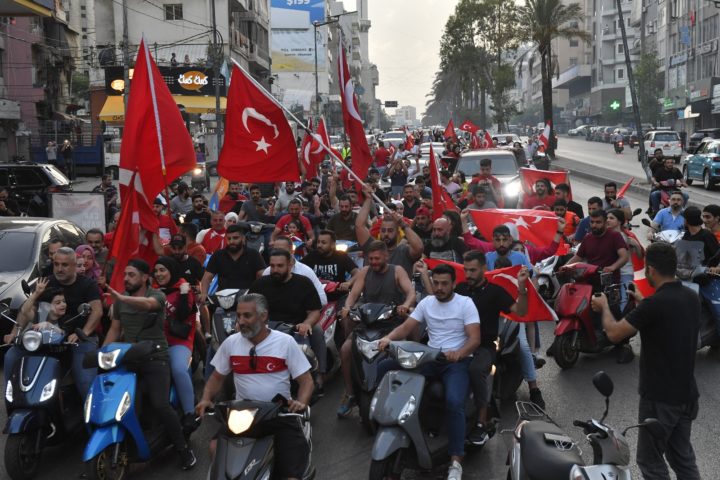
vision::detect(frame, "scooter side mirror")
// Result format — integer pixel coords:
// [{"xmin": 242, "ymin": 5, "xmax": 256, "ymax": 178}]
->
[
  {"xmin": 21, "ymin": 279, "xmax": 31, "ymax": 295},
  {"xmin": 641, "ymin": 218, "xmax": 652, "ymax": 227},
  {"xmin": 632, "ymin": 208, "xmax": 643, "ymax": 217},
  {"xmin": 78, "ymin": 303, "xmax": 91, "ymax": 316},
  {"xmin": 592, "ymin": 371, "xmax": 614, "ymax": 398},
  {"xmin": 623, "ymin": 417, "xmax": 663, "ymax": 437}
]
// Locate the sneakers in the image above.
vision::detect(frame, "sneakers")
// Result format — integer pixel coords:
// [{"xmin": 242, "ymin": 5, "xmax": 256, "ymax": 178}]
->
[
  {"xmin": 447, "ymin": 460, "xmax": 463, "ymax": 480},
  {"xmin": 181, "ymin": 413, "xmax": 201, "ymax": 437},
  {"xmin": 615, "ymin": 344, "xmax": 635, "ymax": 364},
  {"xmin": 529, "ymin": 388, "xmax": 546, "ymax": 410},
  {"xmin": 468, "ymin": 423, "xmax": 490, "ymax": 446},
  {"xmin": 532, "ymin": 354, "xmax": 546, "ymax": 369},
  {"xmin": 336, "ymin": 393, "xmax": 356, "ymax": 418},
  {"xmin": 179, "ymin": 447, "xmax": 197, "ymax": 470}
]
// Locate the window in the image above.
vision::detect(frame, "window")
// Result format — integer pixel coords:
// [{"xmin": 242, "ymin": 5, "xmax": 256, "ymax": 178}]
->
[
  {"xmin": 569, "ymin": 57, "xmax": 578, "ymax": 66},
  {"xmin": 570, "ymin": 39, "xmax": 579, "ymax": 47},
  {"xmin": 164, "ymin": 4, "xmax": 183, "ymax": 20},
  {"xmin": 570, "ymin": 21, "xmax": 579, "ymax": 29},
  {"xmin": 617, "ymin": 68, "xmax": 625, "ymax": 80},
  {"xmin": 11, "ymin": 168, "xmax": 44, "ymax": 187},
  {"xmin": 617, "ymin": 43, "xmax": 624, "ymax": 54}
]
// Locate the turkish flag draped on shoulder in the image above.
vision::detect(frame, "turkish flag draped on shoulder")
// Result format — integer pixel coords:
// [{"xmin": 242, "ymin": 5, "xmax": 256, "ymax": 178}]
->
[
  {"xmin": 486, "ymin": 265, "xmax": 557, "ymax": 322},
  {"xmin": 459, "ymin": 120, "xmax": 480, "ymax": 134},
  {"xmin": 424, "ymin": 258, "xmax": 466, "ymax": 282},
  {"xmin": 444, "ymin": 119, "xmax": 456, "ymax": 140},
  {"xmin": 338, "ymin": 41, "xmax": 373, "ymax": 182},
  {"xmin": 219, "ymin": 64, "xmax": 299, "ymax": 182},
  {"xmin": 120, "ymin": 40, "xmax": 195, "ymax": 204},
  {"xmin": 429, "ymin": 145, "xmax": 458, "ymax": 219},
  {"xmin": 470, "ymin": 208, "xmax": 559, "ymax": 247},
  {"xmin": 519, "ymin": 167, "xmax": 571, "ymax": 199}
]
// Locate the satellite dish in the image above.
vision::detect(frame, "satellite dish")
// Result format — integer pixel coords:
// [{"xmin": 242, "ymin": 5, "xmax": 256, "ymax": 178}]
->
[{"xmin": 98, "ymin": 48, "xmax": 116, "ymax": 66}]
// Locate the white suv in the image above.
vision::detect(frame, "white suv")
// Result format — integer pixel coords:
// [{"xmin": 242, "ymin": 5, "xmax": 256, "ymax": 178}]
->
[{"xmin": 643, "ymin": 130, "xmax": 683, "ymax": 163}]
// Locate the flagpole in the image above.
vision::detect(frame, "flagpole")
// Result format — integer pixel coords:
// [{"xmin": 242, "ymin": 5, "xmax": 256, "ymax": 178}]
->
[{"xmin": 229, "ymin": 59, "xmax": 390, "ymax": 212}]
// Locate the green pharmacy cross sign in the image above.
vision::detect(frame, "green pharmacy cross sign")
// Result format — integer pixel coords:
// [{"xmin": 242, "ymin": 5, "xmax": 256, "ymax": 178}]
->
[{"xmin": 609, "ymin": 100, "xmax": 621, "ymax": 110}]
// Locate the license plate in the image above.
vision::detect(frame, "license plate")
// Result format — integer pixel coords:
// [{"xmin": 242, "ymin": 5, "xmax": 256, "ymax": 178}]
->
[{"xmin": 663, "ymin": 144, "xmax": 671, "ymax": 149}]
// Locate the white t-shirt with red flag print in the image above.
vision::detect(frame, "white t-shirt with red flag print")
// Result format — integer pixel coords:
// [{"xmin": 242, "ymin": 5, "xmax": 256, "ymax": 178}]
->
[
  {"xmin": 211, "ymin": 329, "xmax": 311, "ymax": 402},
  {"xmin": 538, "ymin": 122, "xmax": 551, "ymax": 150}
]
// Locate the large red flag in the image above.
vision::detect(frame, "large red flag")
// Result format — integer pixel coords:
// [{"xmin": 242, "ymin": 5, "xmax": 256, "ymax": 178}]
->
[
  {"xmin": 444, "ymin": 119, "xmax": 456, "ymax": 140},
  {"xmin": 519, "ymin": 167, "xmax": 571, "ymax": 199},
  {"xmin": 424, "ymin": 258, "xmax": 466, "ymax": 282},
  {"xmin": 120, "ymin": 40, "xmax": 195, "ymax": 205},
  {"xmin": 300, "ymin": 117, "xmax": 318, "ymax": 174},
  {"xmin": 470, "ymin": 133, "xmax": 481, "ymax": 150},
  {"xmin": 539, "ymin": 121, "xmax": 551, "ymax": 150},
  {"xmin": 317, "ymin": 117, "xmax": 342, "ymax": 161},
  {"xmin": 470, "ymin": 208, "xmax": 559, "ymax": 247},
  {"xmin": 429, "ymin": 145, "xmax": 458, "ymax": 219},
  {"xmin": 338, "ymin": 41, "xmax": 373, "ymax": 182},
  {"xmin": 219, "ymin": 65, "xmax": 299, "ymax": 182},
  {"xmin": 617, "ymin": 177, "xmax": 634, "ymax": 199},
  {"xmin": 481, "ymin": 131, "xmax": 494, "ymax": 149},
  {"xmin": 486, "ymin": 265, "xmax": 557, "ymax": 322},
  {"xmin": 459, "ymin": 120, "xmax": 480, "ymax": 134}
]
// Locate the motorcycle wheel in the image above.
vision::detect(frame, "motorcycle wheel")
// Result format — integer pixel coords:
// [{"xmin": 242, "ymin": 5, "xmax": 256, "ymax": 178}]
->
[
  {"xmin": 368, "ymin": 453, "xmax": 400, "ymax": 480},
  {"xmin": 358, "ymin": 392, "xmax": 377, "ymax": 435},
  {"xmin": 5, "ymin": 432, "xmax": 41, "ymax": 480},
  {"xmin": 554, "ymin": 333, "xmax": 579, "ymax": 369},
  {"xmin": 86, "ymin": 444, "xmax": 128, "ymax": 480}
]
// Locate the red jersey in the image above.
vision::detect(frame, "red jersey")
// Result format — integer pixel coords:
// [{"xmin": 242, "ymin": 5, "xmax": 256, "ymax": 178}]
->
[
  {"xmin": 374, "ymin": 148, "xmax": 390, "ymax": 167},
  {"xmin": 520, "ymin": 194, "xmax": 554, "ymax": 210},
  {"xmin": 276, "ymin": 214, "xmax": 313, "ymax": 236}
]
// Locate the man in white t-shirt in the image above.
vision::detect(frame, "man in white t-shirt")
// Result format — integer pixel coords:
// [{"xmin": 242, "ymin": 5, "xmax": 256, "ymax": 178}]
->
[
  {"xmin": 196, "ymin": 293, "xmax": 314, "ymax": 479},
  {"xmin": 378, "ymin": 264, "xmax": 480, "ymax": 480}
]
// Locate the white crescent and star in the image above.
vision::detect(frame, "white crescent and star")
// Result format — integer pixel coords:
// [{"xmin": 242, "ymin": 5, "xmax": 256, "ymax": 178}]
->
[
  {"xmin": 254, "ymin": 137, "xmax": 271, "ymax": 154},
  {"xmin": 344, "ymin": 80, "xmax": 363, "ymax": 122},
  {"xmin": 494, "ymin": 273, "xmax": 519, "ymax": 288}
]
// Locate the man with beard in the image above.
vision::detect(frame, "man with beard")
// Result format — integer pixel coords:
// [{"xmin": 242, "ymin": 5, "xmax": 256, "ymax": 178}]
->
[
  {"xmin": 650, "ymin": 157, "xmax": 688, "ymax": 215},
  {"xmin": 302, "ymin": 230, "xmax": 359, "ymax": 297},
  {"xmin": 574, "ymin": 196, "xmax": 604, "ymax": 244},
  {"xmin": 199, "ymin": 210, "xmax": 228, "ymax": 254},
  {"xmin": 261, "ymin": 236, "xmax": 327, "ymax": 307},
  {"xmin": 401, "ymin": 184, "xmax": 421, "ymax": 219},
  {"xmin": 185, "ymin": 194, "xmax": 211, "ymax": 230},
  {"xmin": 166, "ymin": 234, "xmax": 205, "ymax": 286},
  {"xmin": 412, "ymin": 206, "xmax": 432, "ymax": 240},
  {"xmin": 326, "ymin": 195, "xmax": 358, "ymax": 241},
  {"xmin": 591, "ymin": 243, "xmax": 701, "ymax": 480},
  {"xmin": 484, "ymin": 225, "xmax": 534, "ymax": 270},
  {"xmin": 376, "ymin": 264, "xmax": 479, "ymax": 480},
  {"xmin": 238, "ymin": 184, "xmax": 268, "ymax": 222},
  {"xmin": 554, "ymin": 183, "xmax": 584, "ymax": 218},
  {"xmin": 336, "ymin": 240, "xmax": 416, "ymax": 417},
  {"xmin": 424, "ymin": 217, "xmax": 467, "ymax": 262},
  {"xmin": 249, "ymin": 250, "xmax": 325, "ymax": 392},
  {"xmin": 195, "ymin": 293, "xmax": 314, "ymax": 471},
  {"xmin": 104, "ymin": 259, "xmax": 196, "ymax": 470},
  {"xmin": 466, "ymin": 185, "xmax": 497, "ymax": 211},
  {"xmin": 356, "ymin": 186, "xmax": 424, "ymax": 277},
  {"xmin": 649, "ymin": 191, "xmax": 686, "ymax": 234},
  {"xmin": 219, "ymin": 182, "xmax": 248, "ymax": 214},
  {"xmin": 272, "ymin": 199, "xmax": 315, "ymax": 246},
  {"xmin": 276, "ymin": 181, "xmax": 298, "ymax": 213},
  {"xmin": 520, "ymin": 178, "xmax": 554, "ymax": 210},
  {"xmin": 85, "ymin": 228, "xmax": 109, "ymax": 264},
  {"xmin": 199, "ymin": 224, "xmax": 266, "ymax": 304},
  {"xmin": 602, "ymin": 182, "xmax": 632, "ymax": 223},
  {"xmin": 170, "ymin": 183, "xmax": 193, "ymax": 215}
]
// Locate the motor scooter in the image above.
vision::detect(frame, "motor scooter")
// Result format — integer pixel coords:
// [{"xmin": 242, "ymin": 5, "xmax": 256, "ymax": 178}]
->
[
  {"xmin": 319, "ymin": 281, "xmax": 342, "ymax": 378},
  {"xmin": 641, "ymin": 218, "xmax": 684, "ymax": 245},
  {"xmin": 507, "ymin": 371, "xmax": 662, "ymax": 480},
  {"xmin": 647, "ymin": 179, "xmax": 686, "ymax": 217},
  {"xmin": 190, "ymin": 163, "xmax": 210, "ymax": 192},
  {"xmin": 613, "ymin": 140, "xmax": 624, "ymax": 154},
  {"xmin": 368, "ymin": 341, "xmax": 476, "ymax": 478},
  {"xmin": 533, "ymin": 253, "xmax": 572, "ymax": 303},
  {"xmin": 2, "ymin": 303, "xmax": 90, "ymax": 480}
]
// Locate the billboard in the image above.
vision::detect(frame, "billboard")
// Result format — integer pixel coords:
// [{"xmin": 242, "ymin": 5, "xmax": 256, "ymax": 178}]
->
[{"xmin": 271, "ymin": 0, "xmax": 326, "ymax": 73}]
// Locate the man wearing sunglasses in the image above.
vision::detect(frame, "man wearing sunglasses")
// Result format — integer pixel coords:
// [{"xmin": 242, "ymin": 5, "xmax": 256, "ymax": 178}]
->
[{"xmin": 196, "ymin": 293, "xmax": 314, "ymax": 479}]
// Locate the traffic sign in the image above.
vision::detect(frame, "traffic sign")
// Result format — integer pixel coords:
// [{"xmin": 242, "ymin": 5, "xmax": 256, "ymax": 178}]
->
[{"xmin": 384, "ymin": 101, "xmax": 398, "ymax": 108}]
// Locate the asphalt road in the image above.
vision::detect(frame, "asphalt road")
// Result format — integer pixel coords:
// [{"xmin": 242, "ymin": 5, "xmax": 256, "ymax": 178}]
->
[{"xmin": 3, "ymin": 177, "xmax": 720, "ymax": 480}]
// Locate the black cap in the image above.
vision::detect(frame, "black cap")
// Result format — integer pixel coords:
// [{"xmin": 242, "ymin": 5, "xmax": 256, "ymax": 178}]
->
[{"xmin": 169, "ymin": 234, "xmax": 186, "ymax": 247}]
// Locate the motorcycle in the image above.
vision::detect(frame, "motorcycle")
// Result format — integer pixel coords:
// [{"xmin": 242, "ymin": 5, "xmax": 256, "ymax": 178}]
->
[
  {"xmin": 206, "ymin": 397, "xmax": 315, "ymax": 480},
  {"xmin": 319, "ymin": 281, "xmax": 343, "ymax": 378},
  {"xmin": 533, "ymin": 254, "xmax": 572, "ymax": 303},
  {"xmin": 552, "ymin": 263, "xmax": 626, "ymax": 369},
  {"xmin": 2, "ymin": 303, "xmax": 90, "ymax": 480},
  {"xmin": 190, "ymin": 163, "xmax": 210, "ymax": 192},
  {"xmin": 641, "ymin": 218, "xmax": 684, "ymax": 245},
  {"xmin": 368, "ymin": 341, "xmax": 476, "ymax": 479},
  {"xmin": 648, "ymin": 179, "xmax": 685, "ymax": 218},
  {"xmin": 614, "ymin": 140, "xmax": 624, "ymax": 154},
  {"xmin": 207, "ymin": 288, "xmax": 246, "ymax": 397},
  {"xmin": 349, "ymin": 303, "xmax": 400, "ymax": 435},
  {"xmin": 507, "ymin": 371, "xmax": 662, "ymax": 480}
]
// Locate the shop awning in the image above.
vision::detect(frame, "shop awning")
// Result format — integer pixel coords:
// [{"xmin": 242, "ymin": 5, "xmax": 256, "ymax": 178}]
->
[{"xmin": 97, "ymin": 95, "xmax": 226, "ymax": 122}]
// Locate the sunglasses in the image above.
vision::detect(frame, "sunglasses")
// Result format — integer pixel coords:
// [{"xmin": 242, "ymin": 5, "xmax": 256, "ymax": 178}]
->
[{"xmin": 249, "ymin": 346, "xmax": 257, "ymax": 370}]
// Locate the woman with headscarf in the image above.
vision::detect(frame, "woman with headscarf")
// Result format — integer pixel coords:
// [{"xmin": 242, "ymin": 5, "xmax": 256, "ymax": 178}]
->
[
  {"xmin": 75, "ymin": 244, "xmax": 101, "ymax": 281},
  {"xmin": 153, "ymin": 256, "xmax": 198, "ymax": 434}
]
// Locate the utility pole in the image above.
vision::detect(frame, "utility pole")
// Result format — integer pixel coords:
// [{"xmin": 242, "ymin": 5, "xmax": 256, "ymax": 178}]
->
[
  {"xmin": 122, "ymin": 0, "xmax": 129, "ymax": 111},
  {"xmin": 313, "ymin": 10, "xmax": 357, "ymax": 118},
  {"xmin": 211, "ymin": 0, "xmax": 223, "ymax": 157},
  {"xmin": 616, "ymin": 0, "xmax": 651, "ymax": 181}
]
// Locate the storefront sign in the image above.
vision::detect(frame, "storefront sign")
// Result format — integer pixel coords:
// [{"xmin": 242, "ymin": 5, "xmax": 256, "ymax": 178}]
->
[
  {"xmin": 713, "ymin": 84, "xmax": 720, "ymax": 98},
  {"xmin": 50, "ymin": 193, "xmax": 106, "ymax": 233},
  {"xmin": 105, "ymin": 66, "xmax": 226, "ymax": 96},
  {"xmin": 689, "ymin": 89, "xmax": 709, "ymax": 100},
  {"xmin": 177, "ymin": 71, "xmax": 209, "ymax": 91},
  {"xmin": 670, "ymin": 53, "xmax": 688, "ymax": 66},
  {"xmin": 696, "ymin": 40, "xmax": 717, "ymax": 56}
]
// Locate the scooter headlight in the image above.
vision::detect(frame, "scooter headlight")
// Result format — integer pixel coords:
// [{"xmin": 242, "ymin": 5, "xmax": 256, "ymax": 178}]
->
[
  {"xmin": 98, "ymin": 349, "xmax": 121, "ymax": 370},
  {"xmin": 217, "ymin": 294, "xmax": 236, "ymax": 311},
  {"xmin": 39, "ymin": 379, "xmax": 56, "ymax": 402},
  {"xmin": 397, "ymin": 395, "xmax": 417, "ymax": 424},
  {"xmin": 503, "ymin": 179, "xmax": 521, "ymax": 198},
  {"xmin": 22, "ymin": 330, "xmax": 42, "ymax": 352},
  {"xmin": 355, "ymin": 337, "xmax": 379, "ymax": 361},
  {"xmin": 84, "ymin": 393, "xmax": 93, "ymax": 423},
  {"xmin": 335, "ymin": 243, "xmax": 348, "ymax": 252},
  {"xmin": 377, "ymin": 310, "xmax": 392, "ymax": 321},
  {"xmin": 396, "ymin": 347, "xmax": 423, "ymax": 369},
  {"xmin": 569, "ymin": 465, "xmax": 585, "ymax": 480},
  {"xmin": 115, "ymin": 391, "xmax": 131, "ymax": 421},
  {"xmin": 5, "ymin": 380, "xmax": 12, "ymax": 403},
  {"xmin": 228, "ymin": 408, "xmax": 258, "ymax": 435},
  {"xmin": 193, "ymin": 167, "xmax": 203, "ymax": 175}
]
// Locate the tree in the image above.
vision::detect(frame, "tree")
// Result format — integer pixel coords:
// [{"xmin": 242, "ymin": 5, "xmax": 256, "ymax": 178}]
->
[
  {"xmin": 516, "ymin": 0, "xmax": 590, "ymax": 156},
  {"xmin": 634, "ymin": 52, "xmax": 663, "ymax": 128}
]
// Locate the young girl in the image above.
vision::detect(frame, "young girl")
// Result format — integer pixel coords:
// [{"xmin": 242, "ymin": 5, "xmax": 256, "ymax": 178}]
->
[{"xmin": 287, "ymin": 219, "xmax": 308, "ymax": 258}]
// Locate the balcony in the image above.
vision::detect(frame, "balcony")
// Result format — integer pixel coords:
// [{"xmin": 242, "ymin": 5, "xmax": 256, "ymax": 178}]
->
[
  {"xmin": 248, "ymin": 44, "xmax": 270, "ymax": 72},
  {"xmin": 235, "ymin": 9, "xmax": 269, "ymax": 29},
  {"xmin": 552, "ymin": 64, "xmax": 592, "ymax": 89},
  {"xmin": 359, "ymin": 19, "xmax": 371, "ymax": 32}
]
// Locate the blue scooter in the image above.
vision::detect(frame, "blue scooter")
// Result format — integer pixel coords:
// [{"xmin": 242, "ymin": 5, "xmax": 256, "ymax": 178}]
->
[{"xmin": 81, "ymin": 340, "xmax": 183, "ymax": 480}]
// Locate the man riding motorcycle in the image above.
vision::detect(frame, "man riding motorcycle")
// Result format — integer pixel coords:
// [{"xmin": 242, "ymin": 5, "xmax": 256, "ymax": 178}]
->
[
  {"xmin": 650, "ymin": 157, "xmax": 688, "ymax": 215},
  {"xmin": 649, "ymin": 191, "xmax": 687, "ymax": 235}
]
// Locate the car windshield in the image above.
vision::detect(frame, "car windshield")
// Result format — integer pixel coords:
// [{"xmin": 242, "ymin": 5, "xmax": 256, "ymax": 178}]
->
[
  {"xmin": 0, "ymin": 231, "xmax": 36, "ymax": 271},
  {"xmin": 382, "ymin": 132, "xmax": 406, "ymax": 140},
  {"xmin": 456, "ymin": 153, "xmax": 518, "ymax": 176},
  {"xmin": 655, "ymin": 133, "xmax": 679, "ymax": 141}
]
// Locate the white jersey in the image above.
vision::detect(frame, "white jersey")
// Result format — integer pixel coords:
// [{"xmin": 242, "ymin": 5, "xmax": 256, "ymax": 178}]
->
[
  {"xmin": 211, "ymin": 329, "xmax": 311, "ymax": 402},
  {"xmin": 410, "ymin": 294, "xmax": 480, "ymax": 351}
]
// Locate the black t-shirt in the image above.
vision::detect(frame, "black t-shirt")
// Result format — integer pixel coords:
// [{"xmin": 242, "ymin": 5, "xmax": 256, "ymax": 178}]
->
[
  {"xmin": 206, "ymin": 247, "xmax": 266, "ymax": 291},
  {"xmin": 326, "ymin": 212, "xmax": 357, "ymax": 241},
  {"xmin": 301, "ymin": 250, "xmax": 357, "ymax": 283},
  {"xmin": 185, "ymin": 210, "xmax": 211, "ymax": 230},
  {"xmin": 423, "ymin": 237, "xmax": 467, "ymax": 263},
  {"xmin": 249, "ymin": 274, "xmax": 322, "ymax": 324},
  {"xmin": 626, "ymin": 281, "xmax": 699, "ymax": 404},
  {"xmin": 44, "ymin": 275, "xmax": 101, "ymax": 330},
  {"xmin": 683, "ymin": 229, "xmax": 719, "ymax": 266},
  {"xmin": 403, "ymin": 199, "xmax": 421, "ymax": 219},
  {"xmin": 177, "ymin": 255, "xmax": 205, "ymax": 284},
  {"xmin": 653, "ymin": 167, "xmax": 683, "ymax": 185},
  {"xmin": 412, "ymin": 225, "xmax": 431, "ymax": 241},
  {"xmin": 456, "ymin": 281, "xmax": 514, "ymax": 348},
  {"xmin": 567, "ymin": 200, "xmax": 584, "ymax": 219}
]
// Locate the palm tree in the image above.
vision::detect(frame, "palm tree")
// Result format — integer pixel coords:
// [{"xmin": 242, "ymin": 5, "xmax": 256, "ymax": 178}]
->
[{"xmin": 517, "ymin": 0, "xmax": 590, "ymax": 156}]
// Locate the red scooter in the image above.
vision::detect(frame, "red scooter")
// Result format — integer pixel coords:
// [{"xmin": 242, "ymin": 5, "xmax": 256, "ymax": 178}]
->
[
  {"xmin": 320, "ymin": 281, "xmax": 344, "ymax": 377},
  {"xmin": 552, "ymin": 263, "xmax": 623, "ymax": 369}
]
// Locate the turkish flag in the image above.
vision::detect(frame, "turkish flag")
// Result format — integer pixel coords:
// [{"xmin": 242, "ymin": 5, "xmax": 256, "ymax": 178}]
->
[
  {"xmin": 404, "ymin": 127, "xmax": 415, "ymax": 150},
  {"xmin": 617, "ymin": 177, "xmax": 634, "ymax": 199},
  {"xmin": 317, "ymin": 116, "xmax": 343, "ymax": 161},
  {"xmin": 429, "ymin": 145, "xmax": 458, "ymax": 219},
  {"xmin": 424, "ymin": 258, "xmax": 466, "ymax": 282},
  {"xmin": 459, "ymin": 120, "xmax": 480, "ymax": 134},
  {"xmin": 486, "ymin": 265, "xmax": 558, "ymax": 322},
  {"xmin": 300, "ymin": 117, "xmax": 323, "ymax": 175},
  {"xmin": 470, "ymin": 133, "xmax": 481, "ymax": 150},
  {"xmin": 338, "ymin": 42, "xmax": 373, "ymax": 183},
  {"xmin": 519, "ymin": 167, "xmax": 571, "ymax": 199},
  {"xmin": 219, "ymin": 65, "xmax": 299, "ymax": 182},
  {"xmin": 482, "ymin": 131, "xmax": 494, "ymax": 149},
  {"xmin": 444, "ymin": 119, "xmax": 456, "ymax": 140},
  {"xmin": 539, "ymin": 121, "xmax": 551, "ymax": 150},
  {"xmin": 470, "ymin": 208, "xmax": 559, "ymax": 247}
]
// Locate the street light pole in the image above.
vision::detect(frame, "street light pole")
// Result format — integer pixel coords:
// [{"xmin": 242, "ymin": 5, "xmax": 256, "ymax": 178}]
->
[
  {"xmin": 122, "ymin": 0, "xmax": 129, "ymax": 111},
  {"xmin": 211, "ymin": 0, "xmax": 223, "ymax": 158}
]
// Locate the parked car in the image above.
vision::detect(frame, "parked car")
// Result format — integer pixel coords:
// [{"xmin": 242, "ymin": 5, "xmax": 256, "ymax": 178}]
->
[
  {"xmin": 453, "ymin": 149, "xmax": 522, "ymax": 207},
  {"xmin": 629, "ymin": 131, "xmax": 640, "ymax": 148},
  {"xmin": 683, "ymin": 139, "xmax": 720, "ymax": 190},
  {"xmin": 0, "ymin": 218, "xmax": 87, "ymax": 340},
  {"xmin": 687, "ymin": 128, "xmax": 720, "ymax": 154},
  {"xmin": 644, "ymin": 130, "xmax": 683, "ymax": 163},
  {"xmin": 591, "ymin": 126, "xmax": 607, "ymax": 142},
  {"xmin": 568, "ymin": 124, "xmax": 591, "ymax": 136},
  {"xmin": 601, "ymin": 126, "xmax": 617, "ymax": 143},
  {"xmin": 0, "ymin": 163, "xmax": 72, "ymax": 217}
]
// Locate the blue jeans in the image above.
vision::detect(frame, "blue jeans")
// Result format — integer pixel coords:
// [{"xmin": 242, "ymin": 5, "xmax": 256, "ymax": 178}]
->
[
  {"xmin": 650, "ymin": 190, "xmax": 688, "ymax": 211},
  {"xmin": 377, "ymin": 357, "xmax": 471, "ymax": 457},
  {"xmin": 517, "ymin": 323, "xmax": 536, "ymax": 383},
  {"xmin": 620, "ymin": 272, "xmax": 634, "ymax": 313},
  {"xmin": 168, "ymin": 345, "xmax": 194, "ymax": 414}
]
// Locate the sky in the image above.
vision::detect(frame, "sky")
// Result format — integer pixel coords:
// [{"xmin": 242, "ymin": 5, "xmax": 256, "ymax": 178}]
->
[{"xmin": 363, "ymin": 0, "xmax": 459, "ymax": 119}]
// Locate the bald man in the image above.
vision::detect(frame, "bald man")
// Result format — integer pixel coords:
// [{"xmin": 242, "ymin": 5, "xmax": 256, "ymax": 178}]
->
[{"xmin": 423, "ymin": 217, "xmax": 467, "ymax": 262}]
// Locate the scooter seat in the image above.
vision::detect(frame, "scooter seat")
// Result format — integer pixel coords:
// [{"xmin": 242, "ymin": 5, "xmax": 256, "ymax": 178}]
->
[
  {"xmin": 426, "ymin": 380, "xmax": 445, "ymax": 402},
  {"xmin": 520, "ymin": 421, "xmax": 583, "ymax": 480}
]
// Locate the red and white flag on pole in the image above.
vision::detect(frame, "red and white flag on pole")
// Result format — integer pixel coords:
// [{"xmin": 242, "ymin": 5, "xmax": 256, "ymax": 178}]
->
[
  {"xmin": 519, "ymin": 167, "xmax": 571, "ymax": 199},
  {"xmin": 538, "ymin": 121, "xmax": 551, "ymax": 150},
  {"xmin": 429, "ymin": 144, "xmax": 458, "ymax": 219},
  {"xmin": 470, "ymin": 133, "xmax": 481, "ymax": 150},
  {"xmin": 617, "ymin": 177, "xmax": 634, "ymax": 199},
  {"xmin": 444, "ymin": 119, "xmax": 456, "ymax": 140},
  {"xmin": 481, "ymin": 131, "xmax": 494, "ymax": 149},
  {"xmin": 469, "ymin": 208, "xmax": 560, "ymax": 247},
  {"xmin": 338, "ymin": 41, "xmax": 373, "ymax": 183},
  {"xmin": 219, "ymin": 64, "xmax": 299, "ymax": 182},
  {"xmin": 459, "ymin": 120, "xmax": 480, "ymax": 134},
  {"xmin": 486, "ymin": 265, "xmax": 558, "ymax": 322},
  {"xmin": 404, "ymin": 126, "xmax": 415, "ymax": 151}
]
